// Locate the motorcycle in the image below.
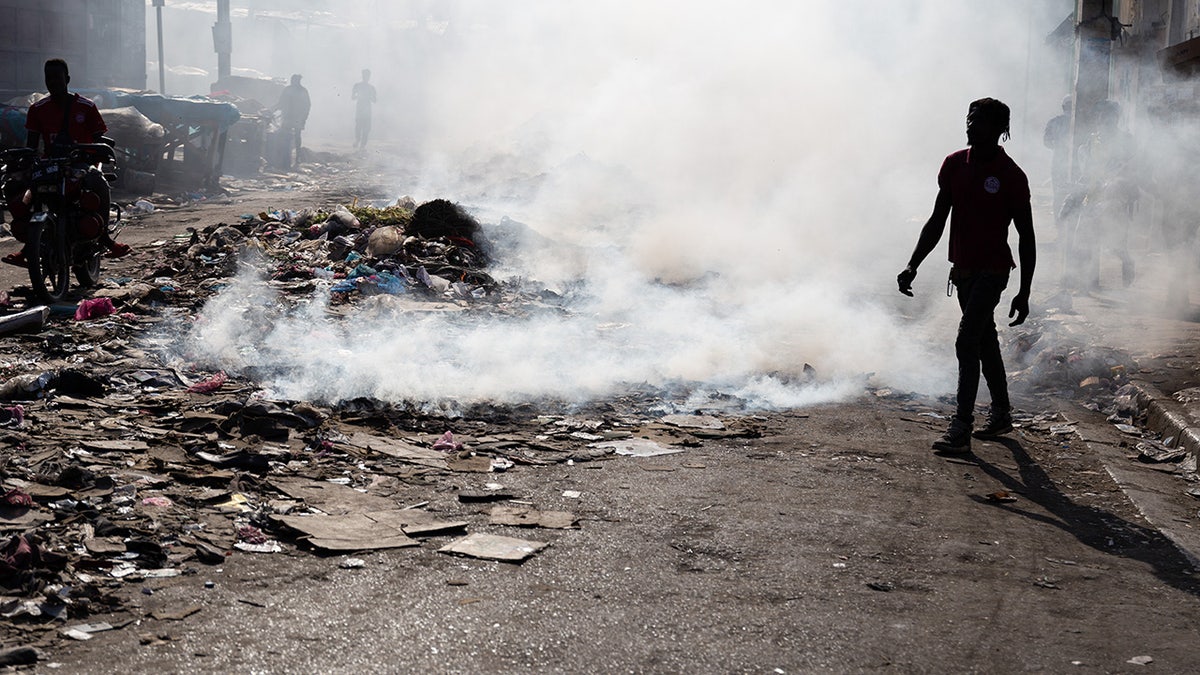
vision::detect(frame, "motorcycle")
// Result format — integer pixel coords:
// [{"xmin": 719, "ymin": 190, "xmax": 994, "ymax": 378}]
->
[{"xmin": 0, "ymin": 141, "xmax": 123, "ymax": 303}]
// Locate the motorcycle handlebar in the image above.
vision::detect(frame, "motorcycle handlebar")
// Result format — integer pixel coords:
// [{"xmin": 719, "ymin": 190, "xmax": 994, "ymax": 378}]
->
[
  {"xmin": 1, "ymin": 147, "xmax": 35, "ymax": 162},
  {"xmin": 2, "ymin": 143, "xmax": 115, "ymax": 176}
]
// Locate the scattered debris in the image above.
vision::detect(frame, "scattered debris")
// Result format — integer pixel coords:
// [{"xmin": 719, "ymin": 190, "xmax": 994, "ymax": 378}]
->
[
  {"xmin": 1136, "ymin": 441, "xmax": 1189, "ymax": 464},
  {"xmin": 591, "ymin": 438, "xmax": 682, "ymax": 457},
  {"xmin": 0, "ymin": 646, "xmax": 39, "ymax": 667},
  {"xmin": 273, "ymin": 513, "xmax": 418, "ymax": 552},
  {"xmin": 660, "ymin": 414, "xmax": 724, "ymax": 430},
  {"xmin": 59, "ymin": 622, "xmax": 114, "ymax": 641},
  {"xmin": 74, "ymin": 298, "xmax": 117, "ymax": 321},
  {"xmin": 438, "ymin": 533, "xmax": 548, "ymax": 563}
]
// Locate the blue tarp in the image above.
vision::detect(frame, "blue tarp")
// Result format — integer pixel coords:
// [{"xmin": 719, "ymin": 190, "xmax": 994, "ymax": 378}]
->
[
  {"xmin": 0, "ymin": 105, "xmax": 25, "ymax": 145},
  {"xmin": 69, "ymin": 89, "xmax": 240, "ymax": 132},
  {"xmin": 106, "ymin": 92, "xmax": 241, "ymax": 131},
  {"xmin": 4, "ymin": 90, "xmax": 241, "ymax": 135}
]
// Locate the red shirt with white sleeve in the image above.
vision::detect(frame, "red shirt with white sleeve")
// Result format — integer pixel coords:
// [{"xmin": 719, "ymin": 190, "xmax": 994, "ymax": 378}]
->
[
  {"xmin": 938, "ymin": 146, "xmax": 1030, "ymax": 273},
  {"xmin": 25, "ymin": 93, "xmax": 107, "ymax": 146}
]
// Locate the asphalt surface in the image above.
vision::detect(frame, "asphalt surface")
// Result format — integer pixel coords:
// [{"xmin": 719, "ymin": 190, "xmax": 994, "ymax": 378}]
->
[
  {"xmin": 40, "ymin": 399, "xmax": 1200, "ymax": 673},
  {"xmin": 4, "ymin": 163, "xmax": 1200, "ymax": 672}
]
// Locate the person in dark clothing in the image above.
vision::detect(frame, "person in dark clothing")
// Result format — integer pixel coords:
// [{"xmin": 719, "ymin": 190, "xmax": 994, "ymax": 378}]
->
[
  {"xmin": 1043, "ymin": 95, "xmax": 1072, "ymax": 229},
  {"xmin": 275, "ymin": 74, "xmax": 311, "ymax": 169},
  {"xmin": 896, "ymin": 97, "xmax": 1037, "ymax": 454},
  {"xmin": 352, "ymin": 69, "xmax": 376, "ymax": 150},
  {"xmin": 1068, "ymin": 100, "xmax": 1136, "ymax": 290},
  {"xmin": 2, "ymin": 58, "xmax": 129, "ymax": 267}
]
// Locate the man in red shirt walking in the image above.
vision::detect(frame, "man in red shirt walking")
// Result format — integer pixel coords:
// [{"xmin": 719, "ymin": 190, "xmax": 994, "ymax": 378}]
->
[
  {"xmin": 2, "ymin": 58, "xmax": 129, "ymax": 265},
  {"xmin": 896, "ymin": 98, "xmax": 1037, "ymax": 454}
]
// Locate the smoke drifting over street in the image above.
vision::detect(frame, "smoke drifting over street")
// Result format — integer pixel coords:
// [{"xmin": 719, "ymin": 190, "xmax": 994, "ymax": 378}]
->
[{"xmin": 170, "ymin": 1, "xmax": 1074, "ymax": 407}]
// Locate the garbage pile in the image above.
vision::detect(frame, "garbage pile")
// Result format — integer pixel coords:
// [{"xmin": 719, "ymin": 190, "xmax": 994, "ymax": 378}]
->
[
  {"xmin": 170, "ymin": 197, "xmax": 499, "ymax": 308},
  {"xmin": 1004, "ymin": 310, "xmax": 1136, "ymax": 400},
  {"xmin": 0, "ymin": 196, "xmax": 761, "ymax": 657}
]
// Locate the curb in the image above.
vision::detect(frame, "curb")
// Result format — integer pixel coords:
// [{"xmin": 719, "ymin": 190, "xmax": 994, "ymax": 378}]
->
[
  {"xmin": 1109, "ymin": 379, "xmax": 1200, "ymax": 568},
  {"xmin": 1130, "ymin": 379, "xmax": 1200, "ymax": 463}
]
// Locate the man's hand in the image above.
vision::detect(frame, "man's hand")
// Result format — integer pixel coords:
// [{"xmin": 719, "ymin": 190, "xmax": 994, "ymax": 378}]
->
[
  {"xmin": 1008, "ymin": 294, "xmax": 1029, "ymax": 326},
  {"xmin": 897, "ymin": 266, "xmax": 916, "ymax": 296}
]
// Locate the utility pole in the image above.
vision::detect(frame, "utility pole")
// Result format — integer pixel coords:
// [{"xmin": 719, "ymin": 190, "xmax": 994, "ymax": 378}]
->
[
  {"xmin": 1070, "ymin": 0, "xmax": 1112, "ymax": 179},
  {"xmin": 153, "ymin": 0, "xmax": 165, "ymax": 94},
  {"xmin": 214, "ymin": 0, "xmax": 232, "ymax": 82}
]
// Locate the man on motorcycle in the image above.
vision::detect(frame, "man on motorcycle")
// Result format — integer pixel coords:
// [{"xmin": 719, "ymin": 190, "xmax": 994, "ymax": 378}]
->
[{"xmin": 2, "ymin": 58, "xmax": 130, "ymax": 266}]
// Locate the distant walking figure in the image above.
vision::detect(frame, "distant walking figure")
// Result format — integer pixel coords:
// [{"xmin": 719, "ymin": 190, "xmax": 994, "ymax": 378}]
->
[
  {"xmin": 352, "ymin": 69, "xmax": 376, "ymax": 150},
  {"xmin": 896, "ymin": 98, "xmax": 1037, "ymax": 455},
  {"xmin": 1043, "ymin": 95, "xmax": 1072, "ymax": 229},
  {"xmin": 275, "ymin": 74, "xmax": 311, "ymax": 169}
]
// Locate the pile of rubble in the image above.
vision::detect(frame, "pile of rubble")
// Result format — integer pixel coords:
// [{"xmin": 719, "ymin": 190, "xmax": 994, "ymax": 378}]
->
[{"xmin": 0, "ymin": 198, "xmax": 759, "ymax": 657}]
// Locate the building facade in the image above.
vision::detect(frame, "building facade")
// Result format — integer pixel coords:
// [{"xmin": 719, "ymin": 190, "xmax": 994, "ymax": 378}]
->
[{"xmin": 0, "ymin": 0, "xmax": 146, "ymax": 94}]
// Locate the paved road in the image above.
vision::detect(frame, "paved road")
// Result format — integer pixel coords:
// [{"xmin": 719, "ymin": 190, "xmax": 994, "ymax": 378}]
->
[
  {"xmin": 48, "ymin": 397, "xmax": 1200, "ymax": 673},
  {"xmin": 7, "ymin": 165, "xmax": 1200, "ymax": 672}
]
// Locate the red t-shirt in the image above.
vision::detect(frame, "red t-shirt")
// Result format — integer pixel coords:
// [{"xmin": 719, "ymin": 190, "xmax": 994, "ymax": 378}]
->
[
  {"xmin": 938, "ymin": 146, "xmax": 1030, "ymax": 272},
  {"xmin": 25, "ymin": 93, "xmax": 107, "ymax": 146}
]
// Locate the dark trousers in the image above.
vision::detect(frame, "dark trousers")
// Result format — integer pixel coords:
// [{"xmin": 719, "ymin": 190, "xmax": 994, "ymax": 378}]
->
[
  {"xmin": 354, "ymin": 113, "xmax": 371, "ymax": 148},
  {"xmin": 952, "ymin": 270, "xmax": 1011, "ymax": 425},
  {"xmin": 283, "ymin": 126, "xmax": 303, "ymax": 166}
]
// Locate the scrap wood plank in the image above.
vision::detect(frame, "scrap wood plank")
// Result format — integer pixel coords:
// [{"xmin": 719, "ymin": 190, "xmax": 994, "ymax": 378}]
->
[
  {"xmin": 79, "ymin": 439, "xmax": 150, "ymax": 452},
  {"xmin": 269, "ymin": 476, "xmax": 397, "ymax": 515},
  {"xmin": 363, "ymin": 509, "xmax": 467, "ymax": 536},
  {"xmin": 343, "ymin": 432, "xmax": 448, "ymax": 469},
  {"xmin": 273, "ymin": 513, "xmax": 418, "ymax": 552}
]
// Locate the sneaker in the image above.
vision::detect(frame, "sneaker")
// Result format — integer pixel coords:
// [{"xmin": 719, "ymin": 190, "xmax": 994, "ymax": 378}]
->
[
  {"xmin": 973, "ymin": 409, "xmax": 1014, "ymax": 439},
  {"xmin": 933, "ymin": 418, "xmax": 972, "ymax": 454},
  {"xmin": 104, "ymin": 242, "xmax": 131, "ymax": 259},
  {"xmin": 2, "ymin": 249, "xmax": 27, "ymax": 267}
]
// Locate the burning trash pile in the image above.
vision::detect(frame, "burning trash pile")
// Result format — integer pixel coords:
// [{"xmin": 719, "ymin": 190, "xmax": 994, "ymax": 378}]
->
[
  {"xmin": 0, "ymin": 196, "xmax": 761, "ymax": 658},
  {"xmin": 255, "ymin": 197, "xmax": 496, "ymax": 303},
  {"xmin": 164, "ymin": 197, "xmax": 495, "ymax": 307}
]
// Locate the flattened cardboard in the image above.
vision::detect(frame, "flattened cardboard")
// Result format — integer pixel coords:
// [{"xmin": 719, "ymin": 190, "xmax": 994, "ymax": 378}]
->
[
  {"xmin": 274, "ymin": 513, "xmax": 418, "ymax": 552},
  {"xmin": 438, "ymin": 533, "xmax": 548, "ymax": 562}
]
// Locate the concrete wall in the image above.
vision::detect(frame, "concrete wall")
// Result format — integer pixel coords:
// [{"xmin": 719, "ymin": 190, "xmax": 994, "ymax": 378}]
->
[{"xmin": 0, "ymin": 0, "xmax": 146, "ymax": 93}]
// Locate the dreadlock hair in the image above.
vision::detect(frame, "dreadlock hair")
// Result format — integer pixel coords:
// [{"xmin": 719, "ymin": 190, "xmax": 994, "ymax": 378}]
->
[
  {"xmin": 968, "ymin": 97, "xmax": 1011, "ymax": 141},
  {"xmin": 44, "ymin": 58, "xmax": 69, "ymax": 77}
]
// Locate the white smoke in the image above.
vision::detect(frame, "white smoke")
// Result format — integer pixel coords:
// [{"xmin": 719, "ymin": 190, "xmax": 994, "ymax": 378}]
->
[{"xmin": 177, "ymin": 1, "xmax": 1074, "ymax": 408}]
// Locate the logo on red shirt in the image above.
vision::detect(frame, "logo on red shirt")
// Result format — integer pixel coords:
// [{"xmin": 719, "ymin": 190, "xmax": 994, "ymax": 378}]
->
[{"xmin": 984, "ymin": 176, "xmax": 1000, "ymax": 194}]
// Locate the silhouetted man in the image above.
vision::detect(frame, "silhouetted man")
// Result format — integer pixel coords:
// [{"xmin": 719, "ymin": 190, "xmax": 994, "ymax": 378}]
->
[
  {"xmin": 897, "ymin": 98, "xmax": 1036, "ymax": 454},
  {"xmin": 352, "ymin": 69, "xmax": 376, "ymax": 150},
  {"xmin": 275, "ymin": 74, "xmax": 310, "ymax": 169},
  {"xmin": 3, "ymin": 58, "xmax": 129, "ymax": 267},
  {"xmin": 1043, "ymin": 95, "xmax": 1072, "ymax": 228}
]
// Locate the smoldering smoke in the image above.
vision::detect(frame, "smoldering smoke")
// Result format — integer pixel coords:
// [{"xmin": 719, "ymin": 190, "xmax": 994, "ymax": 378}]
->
[{"xmin": 170, "ymin": 2, "xmax": 1075, "ymax": 409}]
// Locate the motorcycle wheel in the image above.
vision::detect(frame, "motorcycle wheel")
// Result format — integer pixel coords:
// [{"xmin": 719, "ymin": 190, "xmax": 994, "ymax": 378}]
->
[
  {"xmin": 27, "ymin": 221, "xmax": 71, "ymax": 303},
  {"xmin": 74, "ymin": 249, "xmax": 101, "ymax": 287}
]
